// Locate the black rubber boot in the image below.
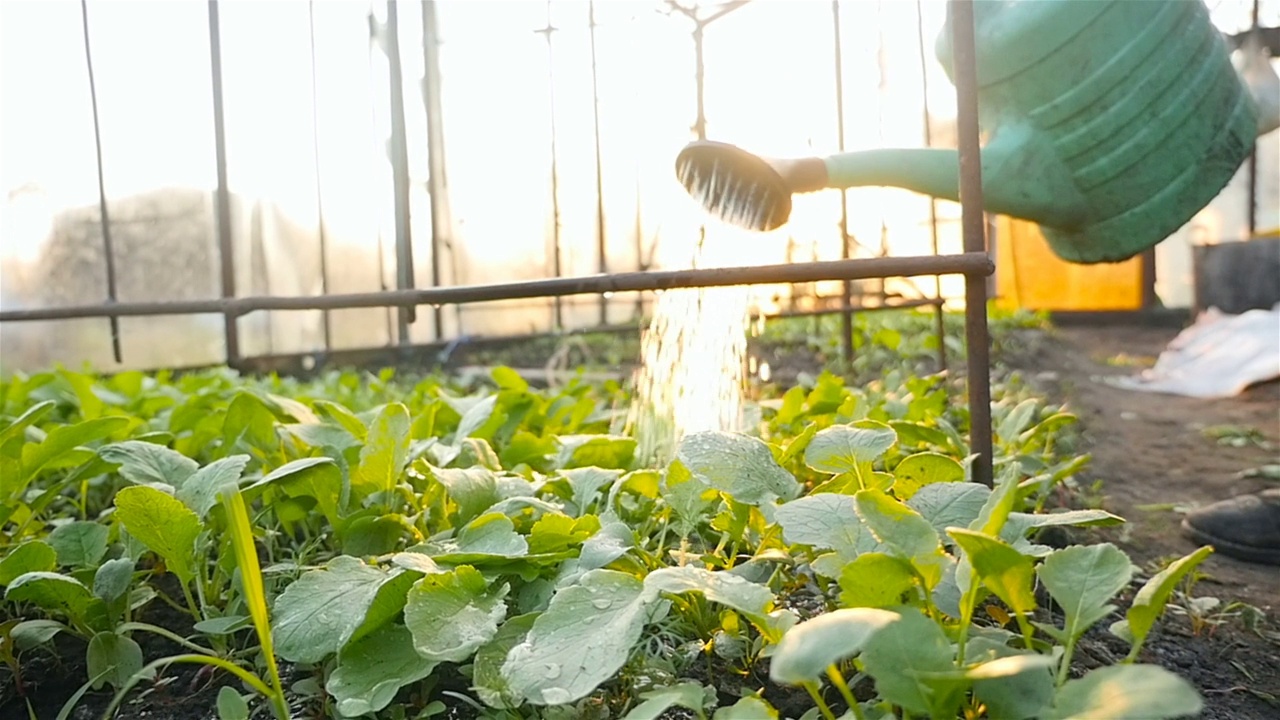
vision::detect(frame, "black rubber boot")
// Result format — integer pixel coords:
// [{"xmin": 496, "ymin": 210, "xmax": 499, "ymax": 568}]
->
[{"xmin": 1180, "ymin": 488, "xmax": 1280, "ymax": 566}]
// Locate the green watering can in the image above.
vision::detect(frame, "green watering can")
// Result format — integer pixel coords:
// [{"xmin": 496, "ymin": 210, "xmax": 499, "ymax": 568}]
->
[{"xmin": 676, "ymin": 0, "xmax": 1260, "ymax": 264}]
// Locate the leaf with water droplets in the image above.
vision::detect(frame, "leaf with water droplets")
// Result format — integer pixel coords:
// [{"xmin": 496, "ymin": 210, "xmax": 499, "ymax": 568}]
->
[
  {"xmin": 645, "ymin": 565, "xmax": 794, "ymax": 641},
  {"xmin": 271, "ymin": 555, "xmax": 406, "ymax": 664},
  {"xmin": 474, "ymin": 612, "xmax": 540, "ymax": 709},
  {"xmin": 325, "ymin": 624, "xmax": 436, "ymax": 718},
  {"xmin": 560, "ymin": 467, "xmax": 623, "ymax": 517},
  {"xmin": 423, "ymin": 512, "xmax": 529, "ymax": 564},
  {"xmin": 501, "ymin": 569, "xmax": 656, "ymax": 706},
  {"xmin": 404, "ymin": 565, "xmax": 507, "ymax": 663},
  {"xmin": 676, "ymin": 431, "xmax": 800, "ymax": 505}
]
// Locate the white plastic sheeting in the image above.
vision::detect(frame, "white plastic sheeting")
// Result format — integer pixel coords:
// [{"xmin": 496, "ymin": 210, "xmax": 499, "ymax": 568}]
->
[{"xmin": 1104, "ymin": 304, "xmax": 1280, "ymax": 399}]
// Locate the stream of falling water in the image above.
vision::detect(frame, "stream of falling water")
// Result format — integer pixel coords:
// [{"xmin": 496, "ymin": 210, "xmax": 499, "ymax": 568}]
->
[{"xmin": 626, "ymin": 226, "xmax": 757, "ymax": 466}]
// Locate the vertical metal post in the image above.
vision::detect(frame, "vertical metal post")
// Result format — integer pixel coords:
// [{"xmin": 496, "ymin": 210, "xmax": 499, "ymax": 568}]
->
[
  {"xmin": 832, "ymin": 0, "xmax": 854, "ymax": 366},
  {"xmin": 536, "ymin": 2, "xmax": 564, "ymax": 330},
  {"xmin": 588, "ymin": 1, "xmax": 609, "ymax": 325},
  {"xmin": 422, "ymin": 0, "xmax": 448, "ymax": 340},
  {"xmin": 949, "ymin": 0, "xmax": 993, "ymax": 487},
  {"xmin": 1246, "ymin": 0, "xmax": 1261, "ymax": 239},
  {"xmin": 307, "ymin": 0, "xmax": 332, "ymax": 351},
  {"xmin": 916, "ymin": 0, "xmax": 947, "ymax": 373},
  {"xmin": 208, "ymin": 0, "xmax": 239, "ymax": 366},
  {"xmin": 79, "ymin": 0, "xmax": 122, "ymax": 364},
  {"xmin": 385, "ymin": 0, "xmax": 416, "ymax": 343}
]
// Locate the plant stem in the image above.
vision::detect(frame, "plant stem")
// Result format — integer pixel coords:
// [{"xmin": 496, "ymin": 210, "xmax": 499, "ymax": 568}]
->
[
  {"xmin": 179, "ymin": 579, "xmax": 202, "ymax": 621},
  {"xmin": 826, "ymin": 665, "xmax": 865, "ymax": 720},
  {"xmin": 1056, "ymin": 637, "xmax": 1077, "ymax": 687},
  {"xmin": 804, "ymin": 682, "xmax": 838, "ymax": 720},
  {"xmin": 117, "ymin": 622, "xmax": 218, "ymax": 656}
]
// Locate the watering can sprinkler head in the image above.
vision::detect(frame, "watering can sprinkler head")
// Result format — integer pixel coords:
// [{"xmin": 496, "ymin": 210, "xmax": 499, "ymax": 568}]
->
[{"xmin": 675, "ymin": 141, "xmax": 829, "ymax": 233}]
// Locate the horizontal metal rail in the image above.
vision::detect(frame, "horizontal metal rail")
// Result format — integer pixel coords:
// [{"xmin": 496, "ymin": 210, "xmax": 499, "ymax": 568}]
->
[{"xmin": 0, "ymin": 253, "xmax": 992, "ymax": 323}]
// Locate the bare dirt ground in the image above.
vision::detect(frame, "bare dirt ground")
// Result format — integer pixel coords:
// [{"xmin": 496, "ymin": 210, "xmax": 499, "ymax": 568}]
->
[{"xmin": 1009, "ymin": 323, "xmax": 1280, "ymax": 717}]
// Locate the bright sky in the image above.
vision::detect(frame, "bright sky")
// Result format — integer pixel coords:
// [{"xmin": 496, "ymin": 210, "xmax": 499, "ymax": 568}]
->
[{"xmin": 1, "ymin": 0, "xmax": 1276, "ymax": 294}]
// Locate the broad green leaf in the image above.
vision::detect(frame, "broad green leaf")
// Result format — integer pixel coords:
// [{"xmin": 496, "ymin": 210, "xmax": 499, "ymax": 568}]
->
[
  {"xmin": 427, "ymin": 513, "xmax": 529, "ymax": 562},
  {"xmin": 112, "ymin": 485, "xmax": 202, "ymax": 584},
  {"xmin": 560, "ymin": 467, "xmax": 623, "ymax": 517},
  {"xmin": 966, "ymin": 638, "xmax": 1055, "ymax": 720},
  {"xmin": 554, "ymin": 520, "xmax": 635, "ymax": 587},
  {"xmin": 0, "ymin": 399, "xmax": 55, "ymax": 447},
  {"xmin": 970, "ymin": 468, "xmax": 1020, "ymax": 537},
  {"xmin": 92, "ymin": 558, "xmax": 135, "ymax": 603},
  {"xmin": 352, "ymin": 403, "xmax": 411, "ymax": 497},
  {"xmin": 315, "ymin": 400, "xmax": 368, "ymax": 442},
  {"xmin": 86, "ymin": 631, "xmax": 144, "ymax": 689},
  {"xmin": 948, "ymin": 529, "xmax": 1036, "ymax": 617},
  {"xmin": 778, "ymin": 423, "xmax": 818, "ymax": 465},
  {"xmin": 1001, "ymin": 510, "xmax": 1125, "ymax": 539},
  {"xmin": 907, "ymin": 482, "xmax": 991, "ymax": 539},
  {"xmin": 348, "ymin": 568, "xmax": 421, "ymax": 646},
  {"xmin": 622, "ymin": 682, "xmax": 711, "ymax": 720},
  {"xmin": 271, "ymin": 555, "xmax": 403, "ymax": 664},
  {"xmin": 661, "ymin": 462, "xmax": 718, "ymax": 536},
  {"xmin": 676, "ymin": 431, "xmax": 800, "ymax": 505},
  {"xmin": 491, "ymin": 366, "xmax": 529, "ymax": 392},
  {"xmin": 556, "ymin": 434, "xmax": 636, "ymax": 469},
  {"xmin": 404, "ymin": 565, "xmax": 507, "ymax": 662},
  {"xmin": 283, "ymin": 423, "xmax": 360, "ymax": 451},
  {"xmin": 216, "ymin": 686, "xmax": 250, "ymax": 720},
  {"xmin": 20, "ymin": 417, "xmax": 130, "ymax": 488},
  {"xmin": 861, "ymin": 606, "xmax": 963, "ymax": 718},
  {"xmin": 803, "ymin": 421, "xmax": 896, "ymax": 474},
  {"xmin": 176, "ymin": 455, "xmax": 249, "ymax": 519},
  {"xmin": 502, "ymin": 569, "xmax": 655, "ymax": 706},
  {"xmin": 10, "ymin": 618, "xmax": 67, "ymax": 651},
  {"xmin": 1037, "ymin": 544, "xmax": 1132, "ymax": 645},
  {"xmin": 455, "ymin": 395, "xmax": 498, "ymax": 441},
  {"xmin": 1113, "ymin": 546, "xmax": 1213, "ymax": 652},
  {"xmin": 48, "ymin": 522, "xmax": 110, "ymax": 569},
  {"xmin": 58, "ymin": 370, "xmax": 104, "ymax": 419},
  {"xmin": 713, "ymin": 695, "xmax": 778, "ymax": 720},
  {"xmin": 892, "ymin": 452, "xmax": 963, "ymax": 499},
  {"xmin": 247, "ymin": 457, "xmax": 342, "ymax": 524},
  {"xmin": 839, "ymin": 553, "xmax": 918, "ymax": 608},
  {"xmin": 326, "ymin": 624, "xmax": 435, "ymax": 718},
  {"xmin": 527, "ymin": 513, "xmax": 597, "ymax": 556},
  {"xmin": 645, "ymin": 565, "xmax": 793, "ymax": 640},
  {"xmin": 474, "ymin": 612, "xmax": 540, "ymax": 709},
  {"xmin": 855, "ymin": 489, "xmax": 949, "ymax": 590},
  {"xmin": 769, "ymin": 607, "xmax": 898, "ymax": 684},
  {"xmin": 430, "ymin": 466, "xmax": 501, "ymax": 525},
  {"xmin": 4, "ymin": 572, "xmax": 95, "ymax": 619},
  {"xmin": 99, "ymin": 440, "xmax": 199, "ymax": 489},
  {"xmin": 775, "ymin": 494, "xmax": 879, "ymax": 558},
  {"xmin": 221, "ymin": 392, "xmax": 281, "ymax": 457},
  {"xmin": 1046, "ymin": 664, "xmax": 1202, "ymax": 720},
  {"xmin": 0, "ymin": 540, "xmax": 58, "ymax": 584}
]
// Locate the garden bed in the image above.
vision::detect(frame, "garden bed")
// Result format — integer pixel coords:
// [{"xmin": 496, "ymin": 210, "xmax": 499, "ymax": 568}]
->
[{"xmin": 2, "ymin": 310, "xmax": 1276, "ymax": 719}]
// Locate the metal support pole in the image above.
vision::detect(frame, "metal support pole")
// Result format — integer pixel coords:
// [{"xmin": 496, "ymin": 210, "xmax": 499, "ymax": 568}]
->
[
  {"xmin": 536, "ymin": 2, "xmax": 564, "ymax": 330},
  {"xmin": 307, "ymin": 0, "xmax": 332, "ymax": 351},
  {"xmin": 1246, "ymin": 0, "xmax": 1261, "ymax": 238},
  {"xmin": 917, "ymin": 0, "xmax": 947, "ymax": 374},
  {"xmin": 588, "ymin": 1, "xmax": 609, "ymax": 325},
  {"xmin": 421, "ymin": 0, "xmax": 448, "ymax": 341},
  {"xmin": 385, "ymin": 0, "xmax": 416, "ymax": 342},
  {"xmin": 0, "ymin": 253, "xmax": 994, "ymax": 323},
  {"xmin": 80, "ymin": 0, "xmax": 121, "ymax": 364},
  {"xmin": 208, "ymin": 0, "xmax": 239, "ymax": 367},
  {"xmin": 950, "ymin": 0, "xmax": 994, "ymax": 488},
  {"xmin": 832, "ymin": 0, "xmax": 854, "ymax": 367}
]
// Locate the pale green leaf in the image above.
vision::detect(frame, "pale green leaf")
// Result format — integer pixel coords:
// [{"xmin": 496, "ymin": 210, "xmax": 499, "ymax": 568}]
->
[
  {"xmin": 645, "ymin": 565, "xmax": 793, "ymax": 639},
  {"xmin": 429, "ymin": 466, "xmax": 501, "ymax": 525},
  {"xmin": 556, "ymin": 434, "xmax": 636, "ymax": 469},
  {"xmin": 474, "ymin": 612, "xmax": 540, "ymax": 709},
  {"xmin": 112, "ymin": 485, "xmax": 202, "ymax": 584},
  {"xmin": 561, "ymin": 466, "xmax": 623, "ymax": 517},
  {"xmin": 1121, "ymin": 546, "xmax": 1213, "ymax": 652},
  {"xmin": 966, "ymin": 638, "xmax": 1055, "ymax": 720},
  {"xmin": 11, "ymin": 619, "xmax": 67, "ymax": 651},
  {"xmin": 455, "ymin": 395, "xmax": 498, "ymax": 441},
  {"xmin": 713, "ymin": 695, "xmax": 778, "ymax": 720},
  {"xmin": 838, "ymin": 553, "xmax": 918, "ymax": 608},
  {"xmin": 622, "ymin": 682, "xmax": 710, "ymax": 720},
  {"xmin": 216, "ymin": 686, "xmax": 250, "ymax": 720},
  {"xmin": 0, "ymin": 399, "xmax": 54, "ymax": 447},
  {"xmin": 775, "ymin": 494, "xmax": 880, "ymax": 559},
  {"xmin": 676, "ymin": 431, "xmax": 801, "ymax": 505},
  {"xmin": 803, "ymin": 421, "xmax": 896, "ymax": 474},
  {"xmin": 325, "ymin": 624, "xmax": 435, "ymax": 718},
  {"xmin": 404, "ymin": 565, "xmax": 507, "ymax": 663},
  {"xmin": 502, "ymin": 569, "xmax": 655, "ymax": 706},
  {"xmin": 861, "ymin": 607, "xmax": 963, "ymax": 718},
  {"xmin": 86, "ymin": 631, "xmax": 144, "ymax": 689},
  {"xmin": 1047, "ymin": 664, "xmax": 1202, "ymax": 719},
  {"xmin": 4, "ymin": 572, "xmax": 95, "ymax": 620},
  {"xmin": 92, "ymin": 558, "xmax": 135, "ymax": 603},
  {"xmin": 892, "ymin": 452, "xmax": 963, "ymax": 499},
  {"xmin": 352, "ymin": 403, "xmax": 411, "ymax": 497},
  {"xmin": 948, "ymin": 529, "xmax": 1037, "ymax": 617},
  {"xmin": 769, "ymin": 607, "xmax": 898, "ymax": 684},
  {"xmin": 22, "ymin": 416, "xmax": 131, "ymax": 484},
  {"xmin": 855, "ymin": 489, "xmax": 949, "ymax": 590},
  {"xmin": 99, "ymin": 440, "xmax": 199, "ymax": 489},
  {"xmin": 0, "ymin": 541, "xmax": 57, "ymax": 585},
  {"xmin": 907, "ymin": 482, "xmax": 991, "ymax": 539},
  {"xmin": 271, "ymin": 555, "xmax": 404, "ymax": 664},
  {"xmin": 1037, "ymin": 544, "xmax": 1133, "ymax": 645},
  {"xmin": 177, "ymin": 455, "xmax": 249, "ymax": 519},
  {"xmin": 48, "ymin": 521, "xmax": 110, "ymax": 569}
]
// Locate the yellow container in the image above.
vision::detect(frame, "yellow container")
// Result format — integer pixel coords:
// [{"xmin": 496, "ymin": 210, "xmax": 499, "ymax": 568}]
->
[{"xmin": 994, "ymin": 216, "xmax": 1143, "ymax": 311}]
